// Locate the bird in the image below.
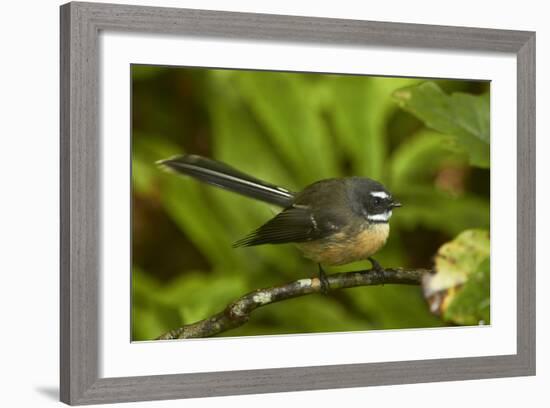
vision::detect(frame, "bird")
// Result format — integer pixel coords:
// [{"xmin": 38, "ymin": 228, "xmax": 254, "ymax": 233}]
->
[{"xmin": 157, "ymin": 154, "xmax": 401, "ymax": 293}]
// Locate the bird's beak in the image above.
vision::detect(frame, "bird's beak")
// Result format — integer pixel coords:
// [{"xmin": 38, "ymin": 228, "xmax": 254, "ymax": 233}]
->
[{"xmin": 391, "ymin": 201, "xmax": 402, "ymax": 208}]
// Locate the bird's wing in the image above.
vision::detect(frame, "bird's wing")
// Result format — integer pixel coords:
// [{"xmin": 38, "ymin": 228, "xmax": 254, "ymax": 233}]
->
[{"xmin": 233, "ymin": 205, "xmax": 344, "ymax": 247}]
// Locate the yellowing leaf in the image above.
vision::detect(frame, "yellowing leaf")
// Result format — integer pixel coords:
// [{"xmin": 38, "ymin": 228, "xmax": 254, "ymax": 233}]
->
[{"xmin": 422, "ymin": 229, "xmax": 490, "ymax": 325}]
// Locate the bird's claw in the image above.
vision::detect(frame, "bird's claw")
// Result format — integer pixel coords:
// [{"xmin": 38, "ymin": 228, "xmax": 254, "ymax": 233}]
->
[
  {"xmin": 317, "ymin": 264, "xmax": 330, "ymax": 295},
  {"xmin": 368, "ymin": 257, "xmax": 385, "ymax": 277}
]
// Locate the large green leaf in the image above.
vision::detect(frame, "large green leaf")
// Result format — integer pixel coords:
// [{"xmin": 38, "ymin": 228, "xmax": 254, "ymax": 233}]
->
[
  {"xmin": 422, "ymin": 229, "xmax": 490, "ymax": 325},
  {"xmin": 393, "ymin": 82, "xmax": 490, "ymax": 168}
]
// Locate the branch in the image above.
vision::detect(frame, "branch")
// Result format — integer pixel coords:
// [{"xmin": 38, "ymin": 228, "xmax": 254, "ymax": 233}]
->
[{"xmin": 156, "ymin": 267, "xmax": 432, "ymax": 340}]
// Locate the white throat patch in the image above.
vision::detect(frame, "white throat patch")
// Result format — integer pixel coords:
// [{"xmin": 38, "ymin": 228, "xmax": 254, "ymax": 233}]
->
[{"xmin": 367, "ymin": 210, "xmax": 392, "ymax": 222}]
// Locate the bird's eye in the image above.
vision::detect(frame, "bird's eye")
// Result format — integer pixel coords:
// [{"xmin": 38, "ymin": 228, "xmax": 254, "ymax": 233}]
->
[{"xmin": 373, "ymin": 197, "xmax": 382, "ymax": 205}]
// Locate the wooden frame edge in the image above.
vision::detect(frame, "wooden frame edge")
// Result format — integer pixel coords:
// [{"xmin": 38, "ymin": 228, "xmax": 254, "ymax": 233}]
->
[{"xmin": 60, "ymin": 2, "xmax": 536, "ymax": 404}]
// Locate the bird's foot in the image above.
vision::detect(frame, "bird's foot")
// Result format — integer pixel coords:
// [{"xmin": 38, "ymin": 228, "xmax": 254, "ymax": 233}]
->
[
  {"xmin": 317, "ymin": 264, "xmax": 330, "ymax": 295},
  {"xmin": 368, "ymin": 257, "xmax": 386, "ymax": 279}
]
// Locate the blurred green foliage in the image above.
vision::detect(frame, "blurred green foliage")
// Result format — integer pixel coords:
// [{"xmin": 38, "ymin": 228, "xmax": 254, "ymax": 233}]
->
[{"xmin": 131, "ymin": 65, "xmax": 490, "ymax": 340}]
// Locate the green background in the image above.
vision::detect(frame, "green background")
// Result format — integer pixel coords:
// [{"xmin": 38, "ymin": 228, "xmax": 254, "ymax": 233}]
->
[{"xmin": 131, "ymin": 65, "xmax": 490, "ymax": 341}]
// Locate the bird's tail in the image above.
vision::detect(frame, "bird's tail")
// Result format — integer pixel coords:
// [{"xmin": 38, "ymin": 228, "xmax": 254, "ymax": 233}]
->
[{"xmin": 157, "ymin": 154, "xmax": 294, "ymax": 207}]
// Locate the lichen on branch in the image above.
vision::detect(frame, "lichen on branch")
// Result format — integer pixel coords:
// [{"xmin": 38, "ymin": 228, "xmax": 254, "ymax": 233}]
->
[{"xmin": 156, "ymin": 267, "xmax": 431, "ymax": 340}]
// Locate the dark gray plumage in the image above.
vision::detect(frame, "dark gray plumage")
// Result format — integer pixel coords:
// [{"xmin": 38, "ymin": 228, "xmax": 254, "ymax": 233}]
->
[{"xmin": 157, "ymin": 154, "xmax": 401, "ymax": 261}]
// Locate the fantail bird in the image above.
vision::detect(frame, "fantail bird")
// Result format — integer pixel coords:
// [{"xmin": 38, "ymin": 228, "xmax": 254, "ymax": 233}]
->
[{"xmin": 157, "ymin": 154, "xmax": 402, "ymax": 292}]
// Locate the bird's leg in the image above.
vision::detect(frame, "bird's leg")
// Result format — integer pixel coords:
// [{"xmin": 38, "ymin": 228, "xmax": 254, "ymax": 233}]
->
[
  {"xmin": 317, "ymin": 264, "xmax": 330, "ymax": 294},
  {"xmin": 368, "ymin": 257, "xmax": 386, "ymax": 277}
]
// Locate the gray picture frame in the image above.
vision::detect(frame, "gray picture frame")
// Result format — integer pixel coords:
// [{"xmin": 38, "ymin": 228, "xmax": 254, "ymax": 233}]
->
[{"xmin": 60, "ymin": 1, "xmax": 536, "ymax": 405}]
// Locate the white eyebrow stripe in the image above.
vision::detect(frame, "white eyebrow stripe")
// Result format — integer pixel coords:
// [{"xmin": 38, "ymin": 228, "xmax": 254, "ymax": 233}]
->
[{"xmin": 370, "ymin": 191, "xmax": 389, "ymax": 199}]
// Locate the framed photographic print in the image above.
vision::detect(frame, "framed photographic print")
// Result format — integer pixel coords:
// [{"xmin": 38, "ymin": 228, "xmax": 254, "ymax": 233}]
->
[{"xmin": 60, "ymin": 1, "xmax": 536, "ymax": 405}]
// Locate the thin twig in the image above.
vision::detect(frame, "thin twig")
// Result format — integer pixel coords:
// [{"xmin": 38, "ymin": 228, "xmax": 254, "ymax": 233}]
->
[{"xmin": 156, "ymin": 267, "xmax": 432, "ymax": 340}]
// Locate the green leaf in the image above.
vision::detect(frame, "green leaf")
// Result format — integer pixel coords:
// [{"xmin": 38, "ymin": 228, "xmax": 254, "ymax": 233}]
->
[
  {"xmin": 444, "ymin": 258, "xmax": 490, "ymax": 325},
  {"xmin": 422, "ymin": 229, "xmax": 490, "ymax": 325},
  {"xmin": 393, "ymin": 82, "xmax": 490, "ymax": 168}
]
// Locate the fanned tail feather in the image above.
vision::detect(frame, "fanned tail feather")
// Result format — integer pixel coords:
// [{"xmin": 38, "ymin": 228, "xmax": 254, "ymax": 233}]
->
[{"xmin": 157, "ymin": 154, "xmax": 294, "ymax": 207}]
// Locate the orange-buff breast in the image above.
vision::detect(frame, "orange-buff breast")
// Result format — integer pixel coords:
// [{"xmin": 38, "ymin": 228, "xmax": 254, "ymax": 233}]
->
[{"xmin": 297, "ymin": 223, "xmax": 390, "ymax": 266}]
